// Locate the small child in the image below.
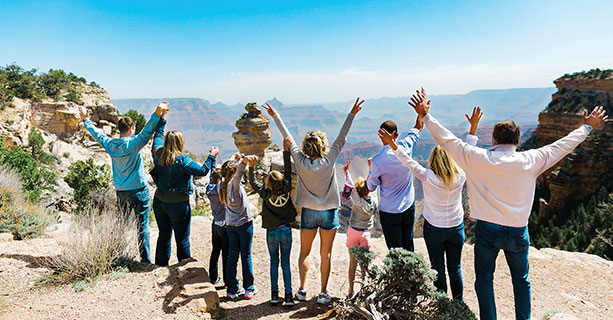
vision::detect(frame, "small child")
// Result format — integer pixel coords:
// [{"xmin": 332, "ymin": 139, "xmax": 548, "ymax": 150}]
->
[
  {"xmin": 206, "ymin": 168, "xmax": 228, "ymax": 287},
  {"xmin": 248, "ymin": 137, "xmax": 298, "ymax": 307},
  {"xmin": 220, "ymin": 153, "xmax": 258, "ymax": 300},
  {"xmin": 342, "ymin": 160, "xmax": 377, "ymax": 298}
]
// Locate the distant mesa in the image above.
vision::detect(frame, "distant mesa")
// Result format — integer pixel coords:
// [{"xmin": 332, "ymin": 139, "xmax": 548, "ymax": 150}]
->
[{"xmin": 232, "ymin": 102, "xmax": 272, "ymax": 156}]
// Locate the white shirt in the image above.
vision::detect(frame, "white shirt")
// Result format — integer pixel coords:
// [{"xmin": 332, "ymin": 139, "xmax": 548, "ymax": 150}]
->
[
  {"xmin": 423, "ymin": 113, "xmax": 591, "ymax": 227},
  {"xmin": 393, "ymin": 135, "xmax": 477, "ymax": 228}
]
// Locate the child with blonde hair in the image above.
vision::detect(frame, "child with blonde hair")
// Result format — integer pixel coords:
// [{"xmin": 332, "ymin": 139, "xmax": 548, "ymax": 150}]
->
[
  {"xmin": 248, "ymin": 137, "xmax": 298, "ymax": 306},
  {"xmin": 342, "ymin": 160, "xmax": 377, "ymax": 299}
]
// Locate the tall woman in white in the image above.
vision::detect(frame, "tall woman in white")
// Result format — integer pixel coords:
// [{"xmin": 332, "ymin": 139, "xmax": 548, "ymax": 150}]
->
[{"xmin": 378, "ymin": 107, "xmax": 482, "ymax": 301}]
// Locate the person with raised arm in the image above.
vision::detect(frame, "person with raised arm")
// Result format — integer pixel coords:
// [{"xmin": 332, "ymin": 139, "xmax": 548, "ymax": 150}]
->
[
  {"xmin": 150, "ymin": 107, "xmax": 218, "ymax": 266},
  {"xmin": 79, "ymin": 102, "xmax": 168, "ymax": 264},
  {"xmin": 378, "ymin": 106, "xmax": 482, "ymax": 301},
  {"xmin": 261, "ymin": 98, "xmax": 364, "ymax": 305},
  {"xmin": 366, "ymin": 107, "xmax": 423, "ymax": 252},
  {"xmin": 408, "ymin": 88, "xmax": 608, "ymax": 320},
  {"xmin": 206, "ymin": 168, "xmax": 228, "ymax": 287}
]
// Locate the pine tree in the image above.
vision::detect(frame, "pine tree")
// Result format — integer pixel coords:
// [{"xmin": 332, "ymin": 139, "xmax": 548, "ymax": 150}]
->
[{"xmin": 597, "ymin": 186, "xmax": 610, "ymax": 203}]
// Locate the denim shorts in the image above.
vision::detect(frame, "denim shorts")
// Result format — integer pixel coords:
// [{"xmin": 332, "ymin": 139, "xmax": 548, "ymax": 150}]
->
[{"xmin": 300, "ymin": 208, "xmax": 339, "ymax": 231}]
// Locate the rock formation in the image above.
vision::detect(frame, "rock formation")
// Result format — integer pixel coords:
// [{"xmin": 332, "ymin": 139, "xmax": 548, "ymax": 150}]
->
[
  {"xmin": 232, "ymin": 102, "xmax": 271, "ymax": 157},
  {"xmin": 534, "ymin": 70, "xmax": 613, "ymax": 215},
  {"xmin": 164, "ymin": 258, "xmax": 219, "ymax": 316}
]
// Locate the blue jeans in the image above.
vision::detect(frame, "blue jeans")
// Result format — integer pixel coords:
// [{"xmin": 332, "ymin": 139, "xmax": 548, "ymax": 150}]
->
[
  {"xmin": 152, "ymin": 199, "xmax": 191, "ymax": 266},
  {"xmin": 379, "ymin": 204, "xmax": 415, "ymax": 251},
  {"xmin": 226, "ymin": 221, "xmax": 255, "ymax": 295},
  {"xmin": 474, "ymin": 220, "xmax": 531, "ymax": 320},
  {"xmin": 300, "ymin": 208, "xmax": 339, "ymax": 230},
  {"xmin": 423, "ymin": 220, "xmax": 465, "ymax": 300},
  {"xmin": 266, "ymin": 225, "xmax": 292, "ymax": 293},
  {"xmin": 116, "ymin": 187, "xmax": 151, "ymax": 263}
]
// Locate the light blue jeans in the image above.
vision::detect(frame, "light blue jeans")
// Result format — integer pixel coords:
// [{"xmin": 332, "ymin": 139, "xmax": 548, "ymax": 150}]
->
[
  {"xmin": 266, "ymin": 225, "xmax": 292, "ymax": 293},
  {"xmin": 474, "ymin": 220, "xmax": 531, "ymax": 320}
]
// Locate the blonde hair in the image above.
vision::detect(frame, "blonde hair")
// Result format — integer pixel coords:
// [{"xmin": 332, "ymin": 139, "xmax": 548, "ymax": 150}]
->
[
  {"xmin": 302, "ymin": 130, "xmax": 328, "ymax": 158},
  {"xmin": 265, "ymin": 170, "xmax": 288, "ymax": 201},
  {"xmin": 158, "ymin": 131, "xmax": 184, "ymax": 167},
  {"xmin": 219, "ymin": 160, "xmax": 238, "ymax": 205},
  {"xmin": 428, "ymin": 145, "xmax": 460, "ymax": 190},
  {"xmin": 354, "ymin": 177, "xmax": 370, "ymax": 199}
]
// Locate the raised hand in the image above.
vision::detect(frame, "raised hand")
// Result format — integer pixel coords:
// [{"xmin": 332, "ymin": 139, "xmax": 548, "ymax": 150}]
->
[
  {"xmin": 343, "ymin": 160, "xmax": 351, "ymax": 172},
  {"xmin": 155, "ymin": 101, "xmax": 170, "ymax": 116},
  {"xmin": 244, "ymin": 155, "xmax": 259, "ymax": 166},
  {"xmin": 350, "ymin": 97, "xmax": 365, "ymax": 115},
  {"xmin": 408, "ymin": 87, "xmax": 430, "ymax": 117},
  {"xmin": 79, "ymin": 106, "xmax": 89, "ymax": 121},
  {"xmin": 378, "ymin": 128, "xmax": 398, "ymax": 150},
  {"xmin": 283, "ymin": 137, "xmax": 292, "ymax": 151},
  {"xmin": 583, "ymin": 106, "xmax": 608, "ymax": 128},
  {"xmin": 465, "ymin": 106, "xmax": 483, "ymax": 135},
  {"xmin": 232, "ymin": 152, "xmax": 244, "ymax": 161},
  {"xmin": 261, "ymin": 103, "xmax": 277, "ymax": 116},
  {"xmin": 209, "ymin": 146, "xmax": 219, "ymax": 157}
]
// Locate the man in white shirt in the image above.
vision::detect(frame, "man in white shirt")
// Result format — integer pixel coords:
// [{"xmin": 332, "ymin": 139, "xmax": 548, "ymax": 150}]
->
[{"xmin": 408, "ymin": 88, "xmax": 608, "ymax": 320}]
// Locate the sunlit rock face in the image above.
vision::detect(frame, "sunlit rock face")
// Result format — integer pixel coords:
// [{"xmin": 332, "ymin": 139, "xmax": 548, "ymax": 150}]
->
[{"xmin": 232, "ymin": 102, "xmax": 272, "ymax": 157}]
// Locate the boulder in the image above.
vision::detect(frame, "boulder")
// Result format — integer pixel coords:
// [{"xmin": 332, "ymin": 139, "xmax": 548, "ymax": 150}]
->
[
  {"xmin": 166, "ymin": 258, "xmax": 219, "ymax": 315},
  {"xmin": 232, "ymin": 102, "xmax": 272, "ymax": 157}
]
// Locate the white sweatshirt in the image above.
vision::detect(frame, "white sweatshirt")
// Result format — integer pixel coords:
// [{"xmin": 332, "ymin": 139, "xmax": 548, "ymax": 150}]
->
[
  {"xmin": 392, "ymin": 134, "xmax": 477, "ymax": 228},
  {"xmin": 423, "ymin": 113, "xmax": 591, "ymax": 227}
]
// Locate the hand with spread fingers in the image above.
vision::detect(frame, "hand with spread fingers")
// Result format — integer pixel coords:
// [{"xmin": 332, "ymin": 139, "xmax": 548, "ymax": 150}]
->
[
  {"xmin": 378, "ymin": 128, "xmax": 398, "ymax": 150},
  {"xmin": 261, "ymin": 103, "xmax": 277, "ymax": 116},
  {"xmin": 408, "ymin": 87, "xmax": 431, "ymax": 117},
  {"xmin": 583, "ymin": 106, "xmax": 608, "ymax": 128},
  {"xmin": 465, "ymin": 106, "xmax": 483, "ymax": 135},
  {"xmin": 350, "ymin": 97, "xmax": 365, "ymax": 115},
  {"xmin": 209, "ymin": 146, "xmax": 219, "ymax": 157}
]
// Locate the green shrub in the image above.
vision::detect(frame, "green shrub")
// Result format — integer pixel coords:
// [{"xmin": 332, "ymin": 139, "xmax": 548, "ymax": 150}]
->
[
  {"xmin": 64, "ymin": 158, "xmax": 111, "ymax": 212},
  {"xmin": 124, "ymin": 109, "xmax": 146, "ymax": 134}
]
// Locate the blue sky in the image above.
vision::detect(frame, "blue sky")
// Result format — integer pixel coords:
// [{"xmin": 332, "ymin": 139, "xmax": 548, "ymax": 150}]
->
[{"xmin": 1, "ymin": 0, "xmax": 612, "ymax": 104}]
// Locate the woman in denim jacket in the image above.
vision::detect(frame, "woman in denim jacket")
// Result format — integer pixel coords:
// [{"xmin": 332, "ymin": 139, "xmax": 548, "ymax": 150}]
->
[{"xmin": 150, "ymin": 109, "xmax": 218, "ymax": 266}]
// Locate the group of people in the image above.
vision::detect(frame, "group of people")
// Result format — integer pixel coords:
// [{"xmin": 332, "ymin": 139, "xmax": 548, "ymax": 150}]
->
[{"xmin": 79, "ymin": 88, "xmax": 608, "ymax": 320}]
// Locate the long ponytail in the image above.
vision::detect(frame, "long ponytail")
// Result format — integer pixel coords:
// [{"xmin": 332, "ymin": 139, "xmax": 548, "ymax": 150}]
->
[
  {"xmin": 219, "ymin": 160, "xmax": 238, "ymax": 205},
  {"xmin": 428, "ymin": 145, "xmax": 460, "ymax": 190}
]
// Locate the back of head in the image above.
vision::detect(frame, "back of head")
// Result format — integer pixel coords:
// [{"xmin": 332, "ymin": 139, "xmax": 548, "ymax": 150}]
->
[
  {"xmin": 380, "ymin": 120, "xmax": 398, "ymax": 135},
  {"xmin": 118, "ymin": 117, "xmax": 136, "ymax": 135},
  {"xmin": 428, "ymin": 145, "xmax": 460, "ymax": 189},
  {"xmin": 354, "ymin": 176, "xmax": 370, "ymax": 199},
  {"xmin": 265, "ymin": 170, "xmax": 287, "ymax": 195},
  {"xmin": 302, "ymin": 130, "xmax": 328, "ymax": 158},
  {"xmin": 211, "ymin": 168, "xmax": 222, "ymax": 184},
  {"xmin": 158, "ymin": 131, "xmax": 184, "ymax": 166},
  {"xmin": 219, "ymin": 160, "xmax": 238, "ymax": 205},
  {"xmin": 492, "ymin": 120, "xmax": 520, "ymax": 145}
]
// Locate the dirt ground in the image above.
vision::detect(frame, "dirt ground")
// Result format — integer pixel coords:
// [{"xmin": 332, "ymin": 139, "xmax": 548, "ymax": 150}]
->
[{"xmin": 1, "ymin": 216, "xmax": 612, "ymax": 320}]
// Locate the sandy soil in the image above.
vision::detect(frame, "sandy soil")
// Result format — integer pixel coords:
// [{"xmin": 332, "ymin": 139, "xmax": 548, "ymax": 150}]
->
[{"xmin": 1, "ymin": 216, "xmax": 612, "ymax": 320}]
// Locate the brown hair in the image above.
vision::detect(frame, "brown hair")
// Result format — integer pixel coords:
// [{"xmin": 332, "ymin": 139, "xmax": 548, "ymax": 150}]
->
[
  {"xmin": 302, "ymin": 130, "xmax": 328, "ymax": 158},
  {"xmin": 265, "ymin": 170, "xmax": 288, "ymax": 200},
  {"xmin": 380, "ymin": 120, "xmax": 398, "ymax": 136},
  {"xmin": 211, "ymin": 168, "xmax": 222, "ymax": 184},
  {"xmin": 354, "ymin": 177, "xmax": 370, "ymax": 199},
  {"xmin": 118, "ymin": 117, "xmax": 135, "ymax": 134},
  {"xmin": 492, "ymin": 120, "xmax": 520, "ymax": 145},
  {"xmin": 158, "ymin": 131, "xmax": 184, "ymax": 166},
  {"xmin": 428, "ymin": 146, "xmax": 460, "ymax": 190},
  {"xmin": 219, "ymin": 160, "xmax": 238, "ymax": 205}
]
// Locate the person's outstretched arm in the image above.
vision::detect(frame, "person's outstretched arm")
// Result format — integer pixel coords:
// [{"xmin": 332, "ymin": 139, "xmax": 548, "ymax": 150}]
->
[
  {"xmin": 327, "ymin": 97, "xmax": 364, "ymax": 162},
  {"xmin": 151, "ymin": 110, "xmax": 168, "ymax": 157},
  {"xmin": 80, "ymin": 106, "xmax": 113, "ymax": 153},
  {"xmin": 129, "ymin": 102, "xmax": 169, "ymax": 151},
  {"xmin": 465, "ymin": 106, "xmax": 482, "ymax": 146},
  {"xmin": 378, "ymin": 128, "xmax": 428, "ymax": 181},
  {"xmin": 282, "ymin": 137, "xmax": 292, "ymax": 187},
  {"xmin": 247, "ymin": 155, "xmax": 264, "ymax": 194},
  {"xmin": 531, "ymin": 106, "xmax": 608, "ymax": 175},
  {"xmin": 410, "ymin": 88, "xmax": 485, "ymax": 169},
  {"xmin": 342, "ymin": 160, "xmax": 354, "ymax": 186},
  {"xmin": 262, "ymin": 103, "xmax": 302, "ymax": 161},
  {"xmin": 182, "ymin": 147, "xmax": 219, "ymax": 177}
]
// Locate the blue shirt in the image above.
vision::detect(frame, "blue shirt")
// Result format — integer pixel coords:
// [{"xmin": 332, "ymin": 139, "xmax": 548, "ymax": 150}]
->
[
  {"xmin": 206, "ymin": 182, "xmax": 226, "ymax": 226},
  {"xmin": 83, "ymin": 113, "xmax": 161, "ymax": 191},
  {"xmin": 367, "ymin": 128, "xmax": 421, "ymax": 213}
]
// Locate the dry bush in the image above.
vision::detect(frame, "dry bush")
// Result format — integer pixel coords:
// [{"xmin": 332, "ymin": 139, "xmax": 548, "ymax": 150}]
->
[
  {"xmin": 46, "ymin": 205, "xmax": 139, "ymax": 279},
  {"xmin": 0, "ymin": 166, "xmax": 51, "ymax": 239}
]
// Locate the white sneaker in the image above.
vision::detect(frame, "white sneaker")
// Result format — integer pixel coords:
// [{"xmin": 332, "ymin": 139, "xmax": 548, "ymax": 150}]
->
[
  {"xmin": 294, "ymin": 289, "xmax": 307, "ymax": 301},
  {"xmin": 244, "ymin": 287, "xmax": 258, "ymax": 300},
  {"xmin": 316, "ymin": 292, "xmax": 332, "ymax": 304},
  {"xmin": 227, "ymin": 287, "xmax": 245, "ymax": 300}
]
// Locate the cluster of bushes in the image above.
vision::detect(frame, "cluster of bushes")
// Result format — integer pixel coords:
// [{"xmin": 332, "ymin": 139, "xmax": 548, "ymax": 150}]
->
[
  {"xmin": 0, "ymin": 166, "xmax": 51, "ymax": 240},
  {"xmin": 335, "ymin": 247, "xmax": 475, "ymax": 320},
  {"xmin": 558, "ymin": 68, "xmax": 613, "ymax": 82},
  {"xmin": 0, "ymin": 63, "xmax": 102, "ymax": 109},
  {"xmin": 64, "ymin": 158, "xmax": 112, "ymax": 211},
  {"xmin": 546, "ymin": 89, "xmax": 612, "ymax": 115},
  {"xmin": 529, "ymin": 186, "xmax": 613, "ymax": 259},
  {"xmin": 123, "ymin": 109, "xmax": 146, "ymax": 134},
  {"xmin": 0, "ymin": 129, "xmax": 57, "ymax": 203}
]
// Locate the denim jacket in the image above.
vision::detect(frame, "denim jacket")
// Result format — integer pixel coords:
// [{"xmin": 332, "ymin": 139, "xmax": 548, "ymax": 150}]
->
[{"xmin": 150, "ymin": 119, "xmax": 215, "ymax": 195}]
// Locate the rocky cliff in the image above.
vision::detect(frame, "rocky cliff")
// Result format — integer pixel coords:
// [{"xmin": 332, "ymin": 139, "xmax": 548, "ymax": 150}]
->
[{"xmin": 534, "ymin": 70, "xmax": 613, "ymax": 215}]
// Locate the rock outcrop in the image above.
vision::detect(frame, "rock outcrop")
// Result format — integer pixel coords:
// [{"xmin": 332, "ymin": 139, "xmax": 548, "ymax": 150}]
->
[
  {"xmin": 164, "ymin": 258, "xmax": 219, "ymax": 317},
  {"xmin": 232, "ymin": 103, "xmax": 272, "ymax": 157},
  {"xmin": 534, "ymin": 71, "xmax": 613, "ymax": 215}
]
